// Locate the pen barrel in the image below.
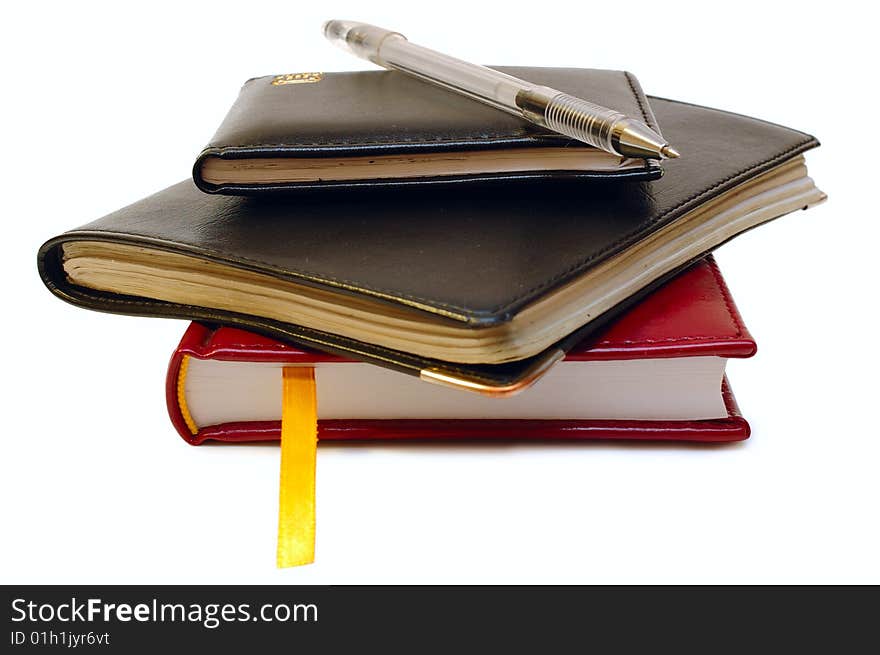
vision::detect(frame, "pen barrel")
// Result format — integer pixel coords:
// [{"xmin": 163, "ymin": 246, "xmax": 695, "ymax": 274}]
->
[
  {"xmin": 517, "ymin": 89, "xmax": 627, "ymax": 155},
  {"xmin": 324, "ymin": 21, "xmax": 672, "ymax": 157}
]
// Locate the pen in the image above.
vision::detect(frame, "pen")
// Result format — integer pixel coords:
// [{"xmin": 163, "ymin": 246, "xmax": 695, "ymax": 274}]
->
[{"xmin": 323, "ymin": 20, "xmax": 679, "ymax": 160}]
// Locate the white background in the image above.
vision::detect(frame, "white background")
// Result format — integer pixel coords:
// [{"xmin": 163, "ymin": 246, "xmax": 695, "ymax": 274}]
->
[{"xmin": 2, "ymin": 1, "xmax": 877, "ymax": 584}]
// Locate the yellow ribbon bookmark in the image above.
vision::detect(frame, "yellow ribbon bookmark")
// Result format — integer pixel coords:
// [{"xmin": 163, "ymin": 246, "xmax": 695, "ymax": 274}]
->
[{"xmin": 277, "ymin": 367, "xmax": 318, "ymax": 568}]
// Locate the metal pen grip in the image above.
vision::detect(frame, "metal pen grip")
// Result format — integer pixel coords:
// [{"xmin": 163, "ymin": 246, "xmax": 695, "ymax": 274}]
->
[
  {"xmin": 544, "ymin": 93, "xmax": 627, "ymax": 155},
  {"xmin": 516, "ymin": 89, "xmax": 627, "ymax": 155}
]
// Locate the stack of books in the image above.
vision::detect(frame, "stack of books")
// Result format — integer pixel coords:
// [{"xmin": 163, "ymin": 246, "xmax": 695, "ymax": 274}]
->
[{"xmin": 38, "ymin": 67, "xmax": 824, "ymax": 565}]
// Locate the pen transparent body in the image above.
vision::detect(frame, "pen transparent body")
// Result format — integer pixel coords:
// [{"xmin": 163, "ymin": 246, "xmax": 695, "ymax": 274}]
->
[
  {"xmin": 323, "ymin": 20, "xmax": 675, "ymax": 158},
  {"xmin": 379, "ymin": 38, "xmax": 532, "ymax": 114}
]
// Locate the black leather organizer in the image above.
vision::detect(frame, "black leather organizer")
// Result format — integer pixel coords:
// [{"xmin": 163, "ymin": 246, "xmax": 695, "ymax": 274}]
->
[
  {"xmin": 39, "ymin": 94, "xmax": 819, "ymax": 393},
  {"xmin": 193, "ymin": 67, "xmax": 663, "ymax": 193}
]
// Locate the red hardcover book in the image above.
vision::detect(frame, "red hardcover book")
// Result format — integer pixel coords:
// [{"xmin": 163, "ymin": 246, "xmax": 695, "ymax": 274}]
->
[{"xmin": 167, "ymin": 256, "xmax": 755, "ymax": 445}]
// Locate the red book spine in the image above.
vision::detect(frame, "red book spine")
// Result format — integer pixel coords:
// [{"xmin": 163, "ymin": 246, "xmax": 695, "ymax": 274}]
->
[{"xmin": 166, "ymin": 258, "xmax": 754, "ymax": 445}]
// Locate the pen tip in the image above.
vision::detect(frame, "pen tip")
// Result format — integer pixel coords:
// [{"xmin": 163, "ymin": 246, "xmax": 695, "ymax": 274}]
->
[{"xmin": 661, "ymin": 145, "xmax": 680, "ymax": 159}]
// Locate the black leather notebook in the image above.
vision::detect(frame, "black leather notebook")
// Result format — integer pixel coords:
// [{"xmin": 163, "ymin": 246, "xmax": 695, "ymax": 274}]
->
[
  {"xmin": 39, "ymin": 97, "xmax": 824, "ymax": 395},
  {"xmin": 192, "ymin": 67, "xmax": 663, "ymax": 193}
]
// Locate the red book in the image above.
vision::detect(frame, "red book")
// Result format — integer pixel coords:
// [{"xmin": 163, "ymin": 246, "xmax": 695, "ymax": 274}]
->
[{"xmin": 167, "ymin": 256, "xmax": 755, "ymax": 445}]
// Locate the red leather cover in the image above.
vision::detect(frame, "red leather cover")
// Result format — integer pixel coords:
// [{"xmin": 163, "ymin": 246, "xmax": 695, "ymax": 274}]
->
[{"xmin": 167, "ymin": 256, "xmax": 754, "ymax": 444}]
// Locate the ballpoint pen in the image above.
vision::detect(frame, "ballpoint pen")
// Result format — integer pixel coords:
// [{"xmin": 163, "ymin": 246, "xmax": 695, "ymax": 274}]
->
[{"xmin": 323, "ymin": 20, "xmax": 679, "ymax": 160}]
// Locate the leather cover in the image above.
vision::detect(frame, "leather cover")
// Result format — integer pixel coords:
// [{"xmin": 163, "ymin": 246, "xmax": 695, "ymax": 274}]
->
[
  {"xmin": 38, "ymin": 96, "xmax": 818, "ymax": 387},
  {"xmin": 193, "ymin": 68, "xmax": 662, "ymax": 193},
  {"xmin": 167, "ymin": 257, "xmax": 753, "ymax": 444}
]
